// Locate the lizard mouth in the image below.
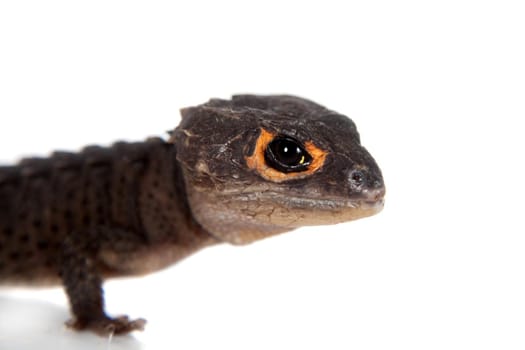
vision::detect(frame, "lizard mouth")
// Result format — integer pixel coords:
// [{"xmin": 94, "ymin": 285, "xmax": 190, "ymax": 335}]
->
[
  {"xmin": 236, "ymin": 183, "xmax": 385, "ymax": 209},
  {"xmin": 264, "ymin": 193, "xmax": 384, "ymax": 210}
]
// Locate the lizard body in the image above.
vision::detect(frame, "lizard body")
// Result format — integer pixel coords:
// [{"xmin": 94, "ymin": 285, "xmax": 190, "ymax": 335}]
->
[{"xmin": 0, "ymin": 95, "xmax": 385, "ymax": 335}]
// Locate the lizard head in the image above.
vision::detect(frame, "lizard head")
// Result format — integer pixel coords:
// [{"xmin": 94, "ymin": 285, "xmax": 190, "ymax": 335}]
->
[{"xmin": 172, "ymin": 95, "xmax": 385, "ymax": 245}]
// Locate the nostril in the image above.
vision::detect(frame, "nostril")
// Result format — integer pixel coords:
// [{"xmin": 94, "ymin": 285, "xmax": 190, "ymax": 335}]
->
[{"xmin": 349, "ymin": 169, "xmax": 366, "ymax": 189}]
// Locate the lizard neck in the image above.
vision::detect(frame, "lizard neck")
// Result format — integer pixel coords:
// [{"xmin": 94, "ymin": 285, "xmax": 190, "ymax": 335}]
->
[
  {"xmin": 138, "ymin": 140, "xmax": 218, "ymax": 249},
  {"xmin": 101, "ymin": 140, "xmax": 219, "ymax": 276}
]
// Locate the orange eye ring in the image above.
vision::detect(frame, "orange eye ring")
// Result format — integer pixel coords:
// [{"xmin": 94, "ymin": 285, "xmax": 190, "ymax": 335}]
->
[{"xmin": 245, "ymin": 128, "xmax": 327, "ymax": 182}]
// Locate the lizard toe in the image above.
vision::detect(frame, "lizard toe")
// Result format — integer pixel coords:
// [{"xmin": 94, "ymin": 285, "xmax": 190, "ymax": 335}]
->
[{"xmin": 66, "ymin": 315, "xmax": 147, "ymax": 336}]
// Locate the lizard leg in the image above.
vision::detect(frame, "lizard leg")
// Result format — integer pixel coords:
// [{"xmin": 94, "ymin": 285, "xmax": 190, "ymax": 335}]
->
[{"xmin": 60, "ymin": 233, "xmax": 146, "ymax": 336}]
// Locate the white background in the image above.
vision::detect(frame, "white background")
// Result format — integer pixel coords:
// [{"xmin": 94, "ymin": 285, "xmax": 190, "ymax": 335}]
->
[{"xmin": 1, "ymin": 1, "xmax": 524, "ymax": 349}]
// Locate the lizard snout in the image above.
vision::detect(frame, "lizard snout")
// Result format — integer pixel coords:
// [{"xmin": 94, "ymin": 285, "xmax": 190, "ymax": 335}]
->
[
  {"xmin": 361, "ymin": 186, "xmax": 386, "ymax": 203},
  {"xmin": 348, "ymin": 168, "xmax": 385, "ymax": 204}
]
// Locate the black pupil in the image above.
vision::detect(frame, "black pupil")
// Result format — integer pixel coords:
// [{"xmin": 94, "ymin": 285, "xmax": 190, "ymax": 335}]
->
[
  {"xmin": 265, "ymin": 136, "xmax": 312, "ymax": 173},
  {"xmin": 273, "ymin": 140, "xmax": 302, "ymax": 165}
]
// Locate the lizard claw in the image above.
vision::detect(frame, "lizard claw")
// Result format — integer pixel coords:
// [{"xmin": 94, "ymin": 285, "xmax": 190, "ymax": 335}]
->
[{"xmin": 66, "ymin": 315, "xmax": 147, "ymax": 336}]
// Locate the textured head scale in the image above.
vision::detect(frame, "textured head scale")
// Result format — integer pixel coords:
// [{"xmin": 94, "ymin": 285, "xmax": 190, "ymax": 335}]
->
[{"xmin": 173, "ymin": 95, "xmax": 385, "ymax": 244}]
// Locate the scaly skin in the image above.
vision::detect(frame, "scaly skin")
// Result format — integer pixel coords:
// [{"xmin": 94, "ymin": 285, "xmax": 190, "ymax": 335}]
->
[{"xmin": 0, "ymin": 95, "xmax": 385, "ymax": 335}]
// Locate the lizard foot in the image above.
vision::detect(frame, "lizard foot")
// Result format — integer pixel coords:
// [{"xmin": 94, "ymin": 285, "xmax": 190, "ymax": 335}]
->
[{"xmin": 66, "ymin": 315, "xmax": 147, "ymax": 336}]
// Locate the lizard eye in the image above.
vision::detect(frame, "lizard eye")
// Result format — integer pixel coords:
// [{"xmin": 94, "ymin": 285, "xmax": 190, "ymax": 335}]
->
[
  {"xmin": 264, "ymin": 136, "xmax": 312, "ymax": 173},
  {"xmin": 246, "ymin": 128, "xmax": 327, "ymax": 182}
]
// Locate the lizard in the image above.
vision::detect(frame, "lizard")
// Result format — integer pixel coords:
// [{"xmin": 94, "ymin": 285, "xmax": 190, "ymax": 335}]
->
[{"xmin": 0, "ymin": 94, "xmax": 385, "ymax": 335}]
